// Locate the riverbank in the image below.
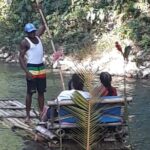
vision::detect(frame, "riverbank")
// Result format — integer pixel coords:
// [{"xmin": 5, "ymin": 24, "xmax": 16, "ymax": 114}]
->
[{"xmin": 1, "ymin": 45, "xmax": 150, "ymax": 79}]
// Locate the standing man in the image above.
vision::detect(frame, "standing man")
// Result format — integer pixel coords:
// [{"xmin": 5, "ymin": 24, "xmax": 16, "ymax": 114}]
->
[{"xmin": 19, "ymin": 22, "xmax": 46, "ymax": 123}]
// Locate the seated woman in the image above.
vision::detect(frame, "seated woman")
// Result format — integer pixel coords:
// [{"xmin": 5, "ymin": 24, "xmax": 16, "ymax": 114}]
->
[
  {"xmin": 93, "ymin": 72, "xmax": 117, "ymax": 97},
  {"xmin": 90, "ymin": 72, "xmax": 124, "ymax": 129}
]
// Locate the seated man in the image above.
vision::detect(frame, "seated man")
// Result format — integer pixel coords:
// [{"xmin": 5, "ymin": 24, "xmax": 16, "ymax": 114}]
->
[
  {"xmin": 56, "ymin": 73, "xmax": 91, "ymax": 102},
  {"xmin": 41, "ymin": 73, "xmax": 90, "ymax": 121}
]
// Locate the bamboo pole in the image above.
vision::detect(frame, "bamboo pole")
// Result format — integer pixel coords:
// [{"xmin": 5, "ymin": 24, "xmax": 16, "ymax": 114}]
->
[
  {"xmin": 35, "ymin": 125, "xmax": 57, "ymax": 140},
  {"xmin": 47, "ymin": 97, "xmax": 132, "ymax": 106},
  {"xmin": 35, "ymin": 0, "xmax": 65, "ymax": 90},
  {"xmin": 37, "ymin": 7, "xmax": 56, "ymax": 52},
  {"xmin": 0, "ymin": 107, "xmax": 25, "ymax": 109},
  {"xmin": 0, "ymin": 101, "xmax": 6, "ymax": 107}
]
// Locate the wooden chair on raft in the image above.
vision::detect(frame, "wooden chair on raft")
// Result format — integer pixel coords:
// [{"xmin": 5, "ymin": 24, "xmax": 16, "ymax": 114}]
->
[{"xmin": 35, "ymin": 96, "xmax": 132, "ymax": 142}]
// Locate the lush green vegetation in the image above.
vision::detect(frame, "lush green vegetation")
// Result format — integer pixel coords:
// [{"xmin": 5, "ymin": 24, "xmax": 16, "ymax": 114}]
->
[{"xmin": 0, "ymin": 0, "xmax": 150, "ymax": 54}]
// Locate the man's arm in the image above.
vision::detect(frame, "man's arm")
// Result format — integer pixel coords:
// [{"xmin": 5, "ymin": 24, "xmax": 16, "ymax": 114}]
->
[
  {"xmin": 19, "ymin": 40, "xmax": 32, "ymax": 79},
  {"xmin": 36, "ymin": 22, "xmax": 45, "ymax": 37},
  {"xmin": 19, "ymin": 40, "xmax": 28, "ymax": 73},
  {"xmin": 34, "ymin": 1, "xmax": 46, "ymax": 37}
]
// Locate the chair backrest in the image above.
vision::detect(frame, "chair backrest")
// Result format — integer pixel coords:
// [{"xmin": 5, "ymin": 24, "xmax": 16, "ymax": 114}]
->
[
  {"xmin": 102, "ymin": 106, "xmax": 122, "ymax": 116},
  {"xmin": 47, "ymin": 96, "xmax": 132, "ymax": 125}
]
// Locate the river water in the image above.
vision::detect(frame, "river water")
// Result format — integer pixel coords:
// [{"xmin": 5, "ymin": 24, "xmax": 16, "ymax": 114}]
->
[{"xmin": 0, "ymin": 62, "xmax": 150, "ymax": 150}]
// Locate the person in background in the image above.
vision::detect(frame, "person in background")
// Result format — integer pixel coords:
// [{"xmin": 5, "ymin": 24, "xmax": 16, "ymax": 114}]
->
[
  {"xmin": 93, "ymin": 72, "xmax": 117, "ymax": 97},
  {"xmin": 19, "ymin": 22, "xmax": 46, "ymax": 123}
]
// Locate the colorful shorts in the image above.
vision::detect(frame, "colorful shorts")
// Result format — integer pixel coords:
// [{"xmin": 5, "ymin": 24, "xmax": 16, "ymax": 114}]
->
[{"xmin": 26, "ymin": 63, "xmax": 46, "ymax": 94}]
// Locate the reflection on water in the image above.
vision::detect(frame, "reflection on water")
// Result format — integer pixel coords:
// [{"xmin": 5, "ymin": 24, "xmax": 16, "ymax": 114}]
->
[
  {"xmin": 115, "ymin": 78, "xmax": 150, "ymax": 150},
  {"xmin": 128, "ymin": 80, "xmax": 150, "ymax": 150},
  {"xmin": 0, "ymin": 62, "xmax": 150, "ymax": 150}
]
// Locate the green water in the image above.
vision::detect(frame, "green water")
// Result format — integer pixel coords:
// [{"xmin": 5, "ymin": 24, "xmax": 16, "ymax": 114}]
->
[
  {"xmin": 0, "ymin": 62, "xmax": 71, "ymax": 107},
  {"xmin": 0, "ymin": 62, "xmax": 150, "ymax": 150},
  {"xmin": 0, "ymin": 62, "xmax": 70, "ymax": 150}
]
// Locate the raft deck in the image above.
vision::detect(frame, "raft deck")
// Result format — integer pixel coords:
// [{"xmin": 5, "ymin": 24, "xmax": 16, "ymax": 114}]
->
[
  {"xmin": 0, "ymin": 97, "xmax": 132, "ymax": 149},
  {"xmin": 0, "ymin": 98, "xmax": 39, "ymax": 132}
]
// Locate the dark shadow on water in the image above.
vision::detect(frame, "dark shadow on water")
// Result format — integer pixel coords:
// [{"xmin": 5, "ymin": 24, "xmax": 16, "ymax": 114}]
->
[
  {"xmin": 23, "ymin": 140, "xmax": 49, "ymax": 150},
  {"xmin": 22, "ymin": 139, "xmax": 81, "ymax": 150}
]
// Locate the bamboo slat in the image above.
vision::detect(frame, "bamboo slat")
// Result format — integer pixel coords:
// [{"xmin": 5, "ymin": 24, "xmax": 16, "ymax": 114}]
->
[
  {"xmin": 0, "ymin": 107, "xmax": 26, "ymax": 109},
  {"xmin": 47, "ymin": 96, "xmax": 132, "ymax": 106},
  {"xmin": 7, "ymin": 118, "xmax": 34, "ymax": 134},
  {"xmin": 0, "ymin": 100, "xmax": 25, "ymax": 109},
  {"xmin": 0, "ymin": 99, "xmax": 37, "ymax": 118},
  {"xmin": 15, "ymin": 109, "xmax": 25, "ymax": 117},
  {"xmin": 13, "ymin": 118, "xmax": 30, "ymax": 128},
  {"xmin": 0, "ymin": 99, "xmax": 40, "ymax": 139},
  {"xmin": 6, "ymin": 100, "xmax": 24, "ymax": 107},
  {"xmin": 35, "ymin": 126, "xmax": 57, "ymax": 140},
  {"xmin": 13, "ymin": 100, "xmax": 25, "ymax": 107},
  {"xmin": 0, "ymin": 101, "xmax": 6, "ymax": 107},
  {"xmin": 0, "ymin": 98, "xmax": 15, "ymax": 101},
  {"xmin": 0, "ymin": 109, "xmax": 9, "ymax": 117},
  {"xmin": 47, "ymin": 123, "xmax": 77, "ymax": 129},
  {"xmin": 47, "ymin": 121, "xmax": 123, "ymax": 129}
]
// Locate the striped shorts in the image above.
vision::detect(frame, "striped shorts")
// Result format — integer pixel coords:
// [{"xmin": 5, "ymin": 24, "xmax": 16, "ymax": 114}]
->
[{"xmin": 26, "ymin": 63, "xmax": 46, "ymax": 94}]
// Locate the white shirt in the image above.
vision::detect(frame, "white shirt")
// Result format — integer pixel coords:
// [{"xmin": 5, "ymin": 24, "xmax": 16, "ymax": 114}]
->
[{"xmin": 55, "ymin": 90, "xmax": 91, "ymax": 102}]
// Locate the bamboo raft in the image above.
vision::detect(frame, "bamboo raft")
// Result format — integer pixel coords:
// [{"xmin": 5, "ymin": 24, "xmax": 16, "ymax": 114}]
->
[
  {"xmin": 0, "ymin": 97, "xmax": 132, "ymax": 149},
  {"xmin": 44, "ymin": 96, "xmax": 132, "ymax": 149},
  {"xmin": 0, "ymin": 98, "xmax": 39, "ymax": 135}
]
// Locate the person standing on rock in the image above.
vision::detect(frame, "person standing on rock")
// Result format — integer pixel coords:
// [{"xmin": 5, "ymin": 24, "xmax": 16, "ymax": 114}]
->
[{"xmin": 19, "ymin": 22, "xmax": 46, "ymax": 123}]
